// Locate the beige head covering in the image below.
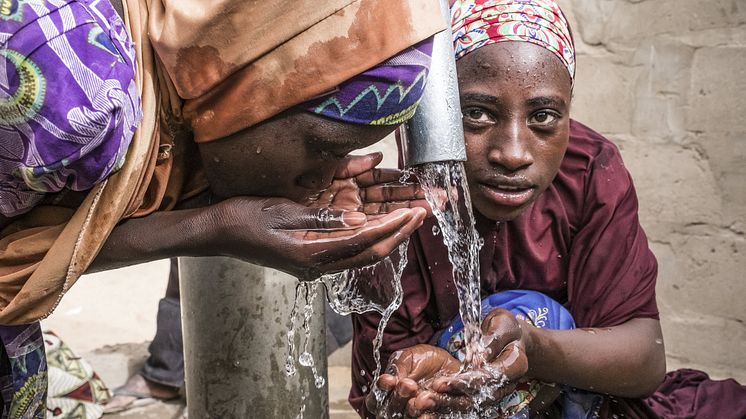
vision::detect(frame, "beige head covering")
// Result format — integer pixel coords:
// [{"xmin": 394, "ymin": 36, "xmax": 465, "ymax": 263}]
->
[{"xmin": 149, "ymin": 0, "xmax": 445, "ymax": 142}]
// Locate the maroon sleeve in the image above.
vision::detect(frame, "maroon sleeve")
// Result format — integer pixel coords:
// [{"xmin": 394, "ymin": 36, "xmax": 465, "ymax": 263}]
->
[
  {"xmin": 644, "ymin": 369, "xmax": 746, "ymax": 418},
  {"xmin": 349, "ymin": 233, "xmax": 439, "ymax": 417},
  {"xmin": 565, "ymin": 131, "xmax": 659, "ymax": 328}
]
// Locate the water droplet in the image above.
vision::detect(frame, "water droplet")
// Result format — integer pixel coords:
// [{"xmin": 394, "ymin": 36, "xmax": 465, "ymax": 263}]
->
[
  {"xmin": 315, "ymin": 376, "xmax": 326, "ymax": 388},
  {"xmin": 299, "ymin": 351, "xmax": 314, "ymax": 367},
  {"xmin": 256, "ymin": 146, "xmax": 263, "ymax": 154},
  {"xmin": 361, "ymin": 385, "xmax": 368, "ymax": 393},
  {"xmin": 432, "ymin": 225, "xmax": 440, "ymax": 236},
  {"xmin": 655, "ymin": 338, "xmax": 663, "ymax": 345},
  {"xmin": 285, "ymin": 361, "xmax": 296, "ymax": 376},
  {"xmin": 360, "ymin": 369, "xmax": 366, "ymax": 377}
]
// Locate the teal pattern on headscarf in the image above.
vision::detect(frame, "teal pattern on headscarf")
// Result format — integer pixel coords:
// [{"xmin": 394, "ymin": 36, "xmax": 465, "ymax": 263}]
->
[
  {"xmin": 311, "ymin": 69, "xmax": 428, "ymax": 126},
  {"xmin": 87, "ymin": 24, "xmax": 123, "ymax": 61},
  {"xmin": 302, "ymin": 37, "xmax": 433, "ymax": 126},
  {"xmin": 0, "ymin": 0, "xmax": 29, "ymax": 22}
]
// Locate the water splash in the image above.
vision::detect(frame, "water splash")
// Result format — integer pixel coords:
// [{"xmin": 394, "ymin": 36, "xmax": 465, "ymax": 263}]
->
[
  {"xmin": 286, "ymin": 161, "xmax": 492, "ymax": 417},
  {"xmin": 295, "ymin": 395, "xmax": 306, "ymax": 419},
  {"xmin": 284, "ymin": 240, "xmax": 409, "ymax": 397},
  {"xmin": 320, "ymin": 240, "xmax": 409, "ymax": 402},
  {"xmin": 298, "ymin": 352, "xmax": 314, "ymax": 367},
  {"xmin": 284, "ymin": 285, "xmax": 303, "ymax": 377},
  {"xmin": 284, "ymin": 281, "xmax": 327, "ymax": 389},
  {"xmin": 371, "ymin": 162, "xmax": 493, "ymax": 418},
  {"xmin": 414, "ymin": 161, "xmax": 485, "ymax": 367}
]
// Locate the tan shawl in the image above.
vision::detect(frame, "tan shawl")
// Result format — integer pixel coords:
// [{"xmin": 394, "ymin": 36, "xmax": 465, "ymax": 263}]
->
[{"xmin": 0, "ymin": 0, "xmax": 444, "ymax": 324}]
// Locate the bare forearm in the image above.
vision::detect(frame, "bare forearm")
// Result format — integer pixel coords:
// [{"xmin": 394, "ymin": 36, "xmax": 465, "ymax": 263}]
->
[
  {"xmin": 88, "ymin": 207, "xmax": 216, "ymax": 273},
  {"xmin": 86, "ymin": 195, "xmax": 425, "ymax": 280},
  {"xmin": 526, "ymin": 318, "xmax": 666, "ymax": 398}
]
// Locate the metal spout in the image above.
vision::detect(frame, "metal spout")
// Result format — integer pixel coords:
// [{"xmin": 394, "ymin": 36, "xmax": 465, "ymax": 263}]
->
[{"xmin": 401, "ymin": 0, "xmax": 466, "ymax": 167}]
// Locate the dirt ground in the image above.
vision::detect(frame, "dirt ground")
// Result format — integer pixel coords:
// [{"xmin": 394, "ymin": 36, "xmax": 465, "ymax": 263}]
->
[{"xmin": 43, "ymin": 260, "xmax": 358, "ymax": 419}]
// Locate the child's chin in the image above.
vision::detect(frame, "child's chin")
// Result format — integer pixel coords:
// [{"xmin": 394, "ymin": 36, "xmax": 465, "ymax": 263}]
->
[{"xmin": 477, "ymin": 204, "xmax": 526, "ymax": 223}]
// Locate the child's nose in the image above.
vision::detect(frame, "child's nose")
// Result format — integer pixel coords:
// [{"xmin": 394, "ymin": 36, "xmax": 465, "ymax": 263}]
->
[{"xmin": 487, "ymin": 123, "xmax": 533, "ymax": 172}]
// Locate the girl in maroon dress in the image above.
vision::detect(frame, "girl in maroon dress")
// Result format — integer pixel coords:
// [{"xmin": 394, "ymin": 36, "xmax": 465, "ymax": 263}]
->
[{"xmin": 351, "ymin": 0, "xmax": 746, "ymax": 418}]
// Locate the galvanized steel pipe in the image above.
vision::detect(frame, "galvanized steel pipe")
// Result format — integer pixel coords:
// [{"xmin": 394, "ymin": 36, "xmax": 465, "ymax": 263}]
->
[
  {"xmin": 179, "ymin": 257, "xmax": 327, "ymax": 418},
  {"xmin": 400, "ymin": 0, "xmax": 467, "ymax": 167}
]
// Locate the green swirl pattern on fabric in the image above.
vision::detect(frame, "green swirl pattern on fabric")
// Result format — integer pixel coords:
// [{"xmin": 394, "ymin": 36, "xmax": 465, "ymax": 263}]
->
[
  {"xmin": 9, "ymin": 372, "xmax": 44, "ymax": 418},
  {"xmin": 1, "ymin": 0, "xmax": 27, "ymax": 22},
  {"xmin": 0, "ymin": 48, "xmax": 46, "ymax": 125}
]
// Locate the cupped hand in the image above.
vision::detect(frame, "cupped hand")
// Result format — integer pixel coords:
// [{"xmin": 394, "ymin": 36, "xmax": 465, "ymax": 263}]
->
[
  {"xmin": 209, "ymin": 196, "xmax": 426, "ymax": 280},
  {"xmin": 365, "ymin": 345, "xmax": 461, "ymax": 419},
  {"xmin": 419, "ymin": 309, "xmax": 530, "ymax": 415},
  {"xmin": 306, "ymin": 153, "xmax": 433, "ymax": 216}
]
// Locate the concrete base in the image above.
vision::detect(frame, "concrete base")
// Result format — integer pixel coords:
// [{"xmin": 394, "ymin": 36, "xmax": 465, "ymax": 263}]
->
[
  {"xmin": 179, "ymin": 257, "xmax": 328, "ymax": 419},
  {"xmin": 43, "ymin": 260, "xmax": 356, "ymax": 418},
  {"xmin": 79, "ymin": 342, "xmax": 358, "ymax": 419}
]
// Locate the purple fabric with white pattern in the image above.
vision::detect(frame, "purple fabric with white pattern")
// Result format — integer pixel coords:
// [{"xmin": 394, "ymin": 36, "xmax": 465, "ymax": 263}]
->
[
  {"xmin": 0, "ymin": 0, "xmax": 141, "ymax": 217},
  {"xmin": 301, "ymin": 37, "xmax": 434, "ymax": 126}
]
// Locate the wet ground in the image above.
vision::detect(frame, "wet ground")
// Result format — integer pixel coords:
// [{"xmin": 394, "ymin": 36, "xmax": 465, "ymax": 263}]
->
[{"xmin": 43, "ymin": 260, "xmax": 358, "ymax": 419}]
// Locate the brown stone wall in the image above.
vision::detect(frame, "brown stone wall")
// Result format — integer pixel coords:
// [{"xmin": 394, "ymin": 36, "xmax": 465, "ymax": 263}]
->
[{"xmin": 559, "ymin": 0, "xmax": 746, "ymax": 381}]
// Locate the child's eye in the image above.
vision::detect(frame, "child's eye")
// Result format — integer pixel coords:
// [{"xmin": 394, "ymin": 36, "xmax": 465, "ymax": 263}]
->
[
  {"xmin": 462, "ymin": 107, "xmax": 492, "ymax": 124},
  {"xmin": 528, "ymin": 110, "xmax": 559, "ymax": 126}
]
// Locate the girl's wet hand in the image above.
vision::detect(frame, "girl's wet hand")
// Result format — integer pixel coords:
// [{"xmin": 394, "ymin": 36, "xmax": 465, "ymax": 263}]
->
[
  {"xmin": 307, "ymin": 153, "xmax": 433, "ymax": 216},
  {"xmin": 365, "ymin": 345, "xmax": 460, "ymax": 418},
  {"xmin": 422, "ymin": 309, "xmax": 530, "ymax": 414},
  {"xmin": 210, "ymin": 196, "xmax": 426, "ymax": 280}
]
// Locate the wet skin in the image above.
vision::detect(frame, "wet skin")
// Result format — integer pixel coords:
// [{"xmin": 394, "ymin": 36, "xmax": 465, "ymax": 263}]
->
[
  {"xmin": 458, "ymin": 41, "xmax": 572, "ymax": 222},
  {"xmin": 198, "ymin": 108, "xmax": 399, "ymax": 202},
  {"xmin": 368, "ymin": 309, "xmax": 529, "ymax": 418},
  {"xmin": 89, "ymin": 110, "xmax": 429, "ymax": 280},
  {"xmin": 367, "ymin": 42, "xmax": 665, "ymax": 418}
]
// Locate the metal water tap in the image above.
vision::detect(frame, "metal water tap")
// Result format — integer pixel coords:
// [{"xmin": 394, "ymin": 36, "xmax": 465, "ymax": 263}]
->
[{"xmin": 400, "ymin": 0, "xmax": 467, "ymax": 167}]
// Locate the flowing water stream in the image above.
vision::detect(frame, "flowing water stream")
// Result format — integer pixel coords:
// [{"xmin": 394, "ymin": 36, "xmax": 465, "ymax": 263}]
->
[
  {"xmin": 413, "ymin": 161, "xmax": 486, "ymax": 368},
  {"xmin": 371, "ymin": 161, "xmax": 492, "ymax": 417},
  {"xmin": 284, "ymin": 241, "xmax": 410, "ymax": 399},
  {"xmin": 286, "ymin": 160, "xmax": 491, "ymax": 418}
]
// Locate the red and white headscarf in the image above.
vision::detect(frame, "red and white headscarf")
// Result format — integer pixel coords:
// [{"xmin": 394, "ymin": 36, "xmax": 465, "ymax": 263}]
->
[{"xmin": 451, "ymin": 0, "xmax": 576, "ymax": 85}]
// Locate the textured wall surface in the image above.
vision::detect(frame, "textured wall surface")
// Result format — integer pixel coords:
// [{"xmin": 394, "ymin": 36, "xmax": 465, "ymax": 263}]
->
[{"xmin": 558, "ymin": 0, "xmax": 746, "ymax": 381}]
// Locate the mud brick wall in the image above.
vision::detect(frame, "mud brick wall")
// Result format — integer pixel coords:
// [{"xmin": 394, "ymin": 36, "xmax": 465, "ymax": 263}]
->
[{"xmin": 559, "ymin": 0, "xmax": 746, "ymax": 381}]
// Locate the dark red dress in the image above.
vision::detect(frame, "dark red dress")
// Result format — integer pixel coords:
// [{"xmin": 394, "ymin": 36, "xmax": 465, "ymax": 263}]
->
[{"xmin": 350, "ymin": 120, "xmax": 746, "ymax": 418}]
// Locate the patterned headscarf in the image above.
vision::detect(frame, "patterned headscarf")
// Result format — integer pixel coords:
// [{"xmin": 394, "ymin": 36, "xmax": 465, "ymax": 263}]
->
[
  {"xmin": 451, "ymin": 0, "xmax": 575, "ymax": 85},
  {"xmin": 301, "ymin": 38, "xmax": 433, "ymax": 126},
  {"xmin": 0, "ymin": 0, "xmax": 141, "ymax": 217}
]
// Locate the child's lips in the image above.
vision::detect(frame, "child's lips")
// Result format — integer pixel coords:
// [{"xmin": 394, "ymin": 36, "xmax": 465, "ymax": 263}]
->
[{"xmin": 478, "ymin": 182, "xmax": 535, "ymax": 207}]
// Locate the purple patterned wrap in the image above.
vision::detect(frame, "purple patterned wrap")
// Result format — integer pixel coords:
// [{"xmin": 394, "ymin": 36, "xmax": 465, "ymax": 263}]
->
[
  {"xmin": 301, "ymin": 37, "xmax": 433, "ymax": 126},
  {"xmin": 0, "ymin": 0, "xmax": 141, "ymax": 217}
]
